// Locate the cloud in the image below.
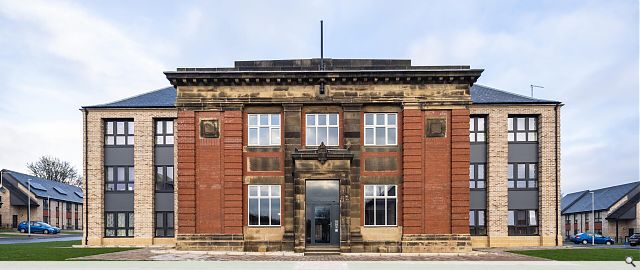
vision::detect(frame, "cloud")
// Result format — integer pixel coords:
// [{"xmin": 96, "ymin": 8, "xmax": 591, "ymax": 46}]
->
[
  {"xmin": 0, "ymin": 0, "xmax": 169, "ymax": 173},
  {"xmin": 407, "ymin": 1, "xmax": 639, "ymax": 193}
]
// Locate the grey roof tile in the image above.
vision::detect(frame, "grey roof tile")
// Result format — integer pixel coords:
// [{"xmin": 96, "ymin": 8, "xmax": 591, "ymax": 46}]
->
[
  {"xmin": 471, "ymin": 84, "xmax": 561, "ymax": 104},
  {"xmin": 3, "ymin": 170, "xmax": 83, "ymax": 204},
  {"xmin": 561, "ymin": 190, "xmax": 588, "ymax": 212},
  {"xmin": 562, "ymin": 181, "xmax": 640, "ymax": 214},
  {"xmin": 82, "ymin": 86, "xmax": 176, "ymax": 109},
  {"xmin": 606, "ymin": 192, "xmax": 640, "ymax": 220}
]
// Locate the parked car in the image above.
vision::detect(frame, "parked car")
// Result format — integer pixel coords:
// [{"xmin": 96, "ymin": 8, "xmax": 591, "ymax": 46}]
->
[
  {"xmin": 629, "ymin": 233, "xmax": 640, "ymax": 246},
  {"xmin": 17, "ymin": 221, "xmax": 61, "ymax": 234},
  {"xmin": 570, "ymin": 232, "xmax": 615, "ymax": 245}
]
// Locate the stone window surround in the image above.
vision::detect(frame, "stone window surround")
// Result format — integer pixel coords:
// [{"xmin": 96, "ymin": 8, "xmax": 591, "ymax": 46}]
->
[
  {"xmin": 363, "ymin": 184, "xmax": 397, "ymax": 227},
  {"xmin": 247, "ymin": 113, "xmax": 281, "ymax": 146},
  {"xmin": 363, "ymin": 113, "xmax": 398, "ymax": 146},
  {"xmin": 305, "ymin": 113, "xmax": 340, "ymax": 146},
  {"xmin": 247, "ymin": 185, "xmax": 281, "ymax": 227}
]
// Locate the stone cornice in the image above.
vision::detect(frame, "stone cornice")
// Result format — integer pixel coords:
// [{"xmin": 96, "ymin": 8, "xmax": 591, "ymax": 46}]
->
[{"xmin": 164, "ymin": 69, "xmax": 483, "ymax": 87}]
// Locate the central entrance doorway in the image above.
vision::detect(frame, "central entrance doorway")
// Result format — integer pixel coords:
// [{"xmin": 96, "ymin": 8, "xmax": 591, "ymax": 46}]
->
[{"xmin": 305, "ymin": 180, "xmax": 340, "ymax": 246}]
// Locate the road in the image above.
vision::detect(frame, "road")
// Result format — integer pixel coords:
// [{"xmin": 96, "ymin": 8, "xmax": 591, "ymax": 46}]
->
[{"xmin": 0, "ymin": 233, "xmax": 81, "ymax": 244}]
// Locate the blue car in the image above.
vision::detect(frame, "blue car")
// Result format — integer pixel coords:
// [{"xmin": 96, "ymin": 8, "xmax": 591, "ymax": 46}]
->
[
  {"xmin": 570, "ymin": 232, "xmax": 615, "ymax": 245},
  {"xmin": 17, "ymin": 221, "xmax": 61, "ymax": 234}
]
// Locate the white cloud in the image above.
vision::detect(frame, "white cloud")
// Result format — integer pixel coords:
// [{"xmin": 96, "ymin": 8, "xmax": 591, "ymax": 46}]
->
[
  {"xmin": 408, "ymin": 2, "xmax": 639, "ymax": 193},
  {"xmin": 0, "ymin": 0, "xmax": 169, "ymax": 173}
]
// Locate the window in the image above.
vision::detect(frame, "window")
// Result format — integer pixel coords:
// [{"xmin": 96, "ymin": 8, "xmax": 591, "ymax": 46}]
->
[
  {"xmin": 508, "ymin": 116, "xmax": 537, "ymax": 142},
  {"xmin": 507, "ymin": 163, "xmax": 537, "ymax": 189},
  {"xmin": 469, "ymin": 116, "xmax": 486, "ymax": 142},
  {"xmin": 585, "ymin": 213, "xmax": 590, "ymax": 229},
  {"xmin": 469, "ymin": 163, "xmax": 486, "ymax": 189},
  {"xmin": 248, "ymin": 114, "xmax": 281, "ymax": 146},
  {"xmin": 55, "ymin": 201, "xmax": 60, "ymax": 227},
  {"xmin": 155, "ymin": 120, "xmax": 174, "ymax": 145},
  {"xmin": 43, "ymin": 203, "xmax": 49, "ymax": 224},
  {"xmin": 469, "ymin": 210, "xmax": 486, "ymax": 235},
  {"xmin": 508, "ymin": 210, "xmax": 538, "ymax": 235},
  {"xmin": 105, "ymin": 212, "xmax": 134, "ymax": 237},
  {"xmin": 105, "ymin": 120, "xmax": 134, "ymax": 146},
  {"xmin": 65, "ymin": 203, "xmax": 72, "ymax": 229},
  {"xmin": 105, "ymin": 166, "xmax": 134, "ymax": 191},
  {"xmin": 595, "ymin": 212, "xmax": 602, "ymax": 222},
  {"xmin": 306, "ymin": 114, "xmax": 339, "ymax": 146},
  {"xmin": 364, "ymin": 113, "xmax": 397, "ymax": 145},
  {"xmin": 364, "ymin": 185, "xmax": 397, "ymax": 226},
  {"xmin": 248, "ymin": 185, "xmax": 281, "ymax": 226},
  {"xmin": 155, "ymin": 166, "xmax": 174, "ymax": 192},
  {"xmin": 75, "ymin": 204, "xmax": 79, "ymax": 230},
  {"xmin": 155, "ymin": 211, "xmax": 175, "ymax": 237}
]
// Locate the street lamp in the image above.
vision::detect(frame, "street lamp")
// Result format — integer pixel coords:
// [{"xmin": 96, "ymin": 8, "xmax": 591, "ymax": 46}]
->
[
  {"xmin": 590, "ymin": 191, "xmax": 595, "ymax": 245},
  {"xmin": 27, "ymin": 178, "xmax": 31, "ymax": 238},
  {"xmin": 0, "ymin": 171, "xmax": 4, "ymax": 208}
]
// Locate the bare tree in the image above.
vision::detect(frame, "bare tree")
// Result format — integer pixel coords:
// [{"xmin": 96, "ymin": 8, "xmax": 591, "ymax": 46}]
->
[{"xmin": 27, "ymin": 156, "xmax": 82, "ymax": 187}]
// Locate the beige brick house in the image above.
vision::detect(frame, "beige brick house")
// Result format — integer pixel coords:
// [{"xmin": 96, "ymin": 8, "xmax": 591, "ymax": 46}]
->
[
  {"xmin": 82, "ymin": 59, "xmax": 562, "ymax": 252},
  {"xmin": 562, "ymin": 181, "xmax": 640, "ymax": 243},
  {"xmin": 0, "ymin": 170, "xmax": 83, "ymax": 230}
]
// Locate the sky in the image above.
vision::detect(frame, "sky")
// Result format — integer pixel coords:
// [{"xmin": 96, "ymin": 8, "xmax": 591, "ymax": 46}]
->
[{"xmin": 0, "ymin": 0, "xmax": 637, "ymax": 194}]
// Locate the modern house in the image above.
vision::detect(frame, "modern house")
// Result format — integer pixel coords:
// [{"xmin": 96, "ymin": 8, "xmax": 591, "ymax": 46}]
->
[
  {"xmin": 81, "ymin": 58, "xmax": 562, "ymax": 252},
  {"xmin": 562, "ymin": 181, "xmax": 640, "ymax": 243},
  {"xmin": 0, "ymin": 169, "xmax": 83, "ymax": 230}
]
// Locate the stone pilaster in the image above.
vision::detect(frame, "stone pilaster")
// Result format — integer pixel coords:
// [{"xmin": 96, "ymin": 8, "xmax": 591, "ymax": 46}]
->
[{"xmin": 282, "ymin": 103, "xmax": 301, "ymax": 251}]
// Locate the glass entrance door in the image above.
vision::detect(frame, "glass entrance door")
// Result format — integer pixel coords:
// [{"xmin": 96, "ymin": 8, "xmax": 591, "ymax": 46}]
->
[{"xmin": 305, "ymin": 180, "xmax": 340, "ymax": 246}]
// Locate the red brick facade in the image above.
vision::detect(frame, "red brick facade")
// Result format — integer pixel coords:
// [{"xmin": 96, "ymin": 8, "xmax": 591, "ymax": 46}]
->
[
  {"xmin": 402, "ymin": 109, "xmax": 470, "ymax": 234},
  {"xmin": 177, "ymin": 111, "xmax": 244, "ymax": 235}
]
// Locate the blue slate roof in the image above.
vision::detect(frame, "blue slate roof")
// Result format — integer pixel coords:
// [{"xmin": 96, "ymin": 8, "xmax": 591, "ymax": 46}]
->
[
  {"xmin": 83, "ymin": 84, "xmax": 560, "ymax": 109},
  {"xmin": 562, "ymin": 182, "xmax": 640, "ymax": 214},
  {"xmin": 561, "ymin": 190, "xmax": 588, "ymax": 212},
  {"xmin": 607, "ymin": 192, "xmax": 640, "ymax": 220},
  {"xmin": 82, "ymin": 86, "xmax": 176, "ymax": 109},
  {"xmin": 471, "ymin": 84, "xmax": 561, "ymax": 104},
  {"xmin": 2, "ymin": 170, "xmax": 83, "ymax": 204}
]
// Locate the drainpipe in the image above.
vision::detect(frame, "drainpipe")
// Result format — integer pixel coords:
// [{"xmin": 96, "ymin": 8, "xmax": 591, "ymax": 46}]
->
[
  {"xmin": 554, "ymin": 104, "xmax": 559, "ymax": 246},
  {"xmin": 83, "ymin": 109, "xmax": 89, "ymax": 245}
]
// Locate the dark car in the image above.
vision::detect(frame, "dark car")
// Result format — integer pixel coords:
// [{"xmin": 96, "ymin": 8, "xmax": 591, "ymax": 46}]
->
[
  {"xmin": 17, "ymin": 221, "xmax": 61, "ymax": 234},
  {"xmin": 570, "ymin": 232, "xmax": 615, "ymax": 245},
  {"xmin": 629, "ymin": 233, "xmax": 640, "ymax": 246}
]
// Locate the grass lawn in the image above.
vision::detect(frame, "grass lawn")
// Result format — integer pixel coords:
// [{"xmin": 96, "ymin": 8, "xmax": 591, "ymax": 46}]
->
[
  {"xmin": 0, "ymin": 240, "xmax": 137, "ymax": 261},
  {"xmin": 510, "ymin": 248, "xmax": 640, "ymax": 261}
]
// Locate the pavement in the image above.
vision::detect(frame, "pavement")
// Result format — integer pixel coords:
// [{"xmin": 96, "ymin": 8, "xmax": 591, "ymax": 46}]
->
[{"xmin": 74, "ymin": 248, "xmax": 544, "ymax": 261}]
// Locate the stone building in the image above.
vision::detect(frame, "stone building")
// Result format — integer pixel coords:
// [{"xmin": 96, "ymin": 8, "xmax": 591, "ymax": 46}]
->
[
  {"xmin": 562, "ymin": 181, "xmax": 640, "ymax": 243},
  {"xmin": 0, "ymin": 169, "xmax": 83, "ymax": 230},
  {"xmin": 81, "ymin": 59, "xmax": 562, "ymax": 252}
]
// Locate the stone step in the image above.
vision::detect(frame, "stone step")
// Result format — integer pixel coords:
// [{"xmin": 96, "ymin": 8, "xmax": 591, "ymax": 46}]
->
[
  {"xmin": 304, "ymin": 246, "xmax": 341, "ymax": 256},
  {"xmin": 177, "ymin": 234, "xmax": 244, "ymax": 241}
]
